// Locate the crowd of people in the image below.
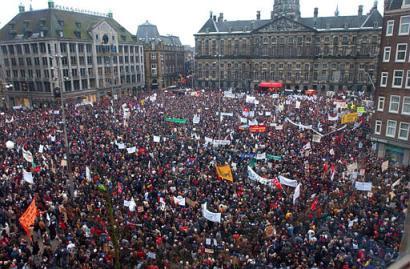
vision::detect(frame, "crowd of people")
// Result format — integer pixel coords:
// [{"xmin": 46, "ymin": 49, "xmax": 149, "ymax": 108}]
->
[{"xmin": 0, "ymin": 88, "xmax": 408, "ymax": 269}]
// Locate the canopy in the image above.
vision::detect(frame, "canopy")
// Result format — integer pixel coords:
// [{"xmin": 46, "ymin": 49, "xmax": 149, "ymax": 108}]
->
[
  {"xmin": 259, "ymin": 82, "xmax": 283, "ymax": 88},
  {"xmin": 305, "ymin": 89, "xmax": 318, "ymax": 96}
]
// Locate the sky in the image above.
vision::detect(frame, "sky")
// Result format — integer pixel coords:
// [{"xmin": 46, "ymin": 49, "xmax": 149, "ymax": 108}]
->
[{"xmin": 1, "ymin": 0, "xmax": 383, "ymax": 46}]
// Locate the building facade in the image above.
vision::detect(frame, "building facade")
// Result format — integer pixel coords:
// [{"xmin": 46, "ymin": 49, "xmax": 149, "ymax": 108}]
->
[
  {"xmin": 0, "ymin": 1, "xmax": 145, "ymax": 108},
  {"xmin": 371, "ymin": 0, "xmax": 410, "ymax": 166},
  {"xmin": 195, "ymin": 0, "xmax": 383, "ymax": 91},
  {"xmin": 137, "ymin": 21, "xmax": 184, "ymax": 90}
]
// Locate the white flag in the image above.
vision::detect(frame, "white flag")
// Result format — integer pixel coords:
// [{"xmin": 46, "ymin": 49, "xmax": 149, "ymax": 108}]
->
[
  {"xmin": 278, "ymin": 175, "xmax": 298, "ymax": 188},
  {"xmin": 293, "ymin": 183, "xmax": 301, "ymax": 205},
  {"xmin": 153, "ymin": 136, "xmax": 161, "ymax": 143},
  {"xmin": 174, "ymin": 196, "xmax": 186, "ymax": 206},
  {"xmin": 22, "ymin": 148, "xmax": 33, "ymax": 163},
  {"xmin": 86, "ymin": 166, "xmax": 91, "ymax": 181},
  {"xmin": 23, "ymin": 170, "xmax": 34, "ymax": 184}
]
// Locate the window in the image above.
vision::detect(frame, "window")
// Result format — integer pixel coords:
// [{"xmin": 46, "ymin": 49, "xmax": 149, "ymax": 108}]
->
[
  {"xmin": 393, "ymin": 70, "xmax": 404, "ymax": 87},
  {"xmin": 378, "ymin": 97, "xmax": 385, "ymax": 111},
  {"xmin": 399, "ymin": 16, "xmax": 410, "ymax": 35},
  {"xmin": 375, "ymin": 120, "xmax": 382, "ymax": 135},
  {"xmin": 398, "ymin": 122, "xmax": 410, "ymax": 140},
  {"xmin": 386, "ymin": 120, "xmax": 397, "ymax": 138},
  {"xmin": 403, "ymin": 0, "xmax": 410, "ymax": 7},
  {"xmin": 389, "ymin": 95, "xmax": 400, "ymax": 113},
  {"xmin": 406, "ymin": 71, "xmax": 410, "ymax": 88},
  {"xmin": 396, "ymin": 44, "xmax": 408, "ymax": 62},
  {"xmin": 386, "ymin": 20, "xmax": 394, "ymax": 36},
  {"xmin": 383, "ymin": 47, "xmax": 391, "ymax": 62},
  {"xmin": 403, "ymin": 97, "xmax": 410, "ymax": 115},
  {"xmin": 380, "ymin": 72, "xmax": 388, "ymax": 87}
]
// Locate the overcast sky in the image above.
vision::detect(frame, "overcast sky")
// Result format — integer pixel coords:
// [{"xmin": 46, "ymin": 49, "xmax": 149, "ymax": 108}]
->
[{"xmin": 2, "ymin": 0, "xmax": 383, "ymax": 46}]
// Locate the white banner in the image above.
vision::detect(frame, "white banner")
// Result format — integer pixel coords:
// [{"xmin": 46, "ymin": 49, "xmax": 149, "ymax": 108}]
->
[
  {"xmin": 293, "ymin": 183, "xmax": 301, "ymax": 205},
  {"xmin": 312, "ymin": 134, "xmax": 322, "ymax": 143},
  {"xmin": 220, "ymin": 112, "xmax": 234, "ymax": 122},
  {"xmin": 265, "ymin": 111, "xmax": 272, "ymax": 116},
  {"xmin": 355, "ymin": 182, "xmax": 372, "ymax": 192},
  {"xmin": 202, "ymin": 203, "xmax": 221, "ymax": 223},
  {"xmin": 23, "ymin": 170, "xmax": 34, "ymax": 184},
  {"xmin": 295, "ymin": 101, "xmax": 301, "ymax": 109},
  {"xmin": 249, "ymin": 119, "xmax": 258, "ymax": 126},
  {"xmin": 256, "ymin": 153, "xmax": 266, "ymax": 160},
  {"xmin": 38, "ymin": 145, "xmax": 44, "ymax": 153},
  {"xmin": 212, "ymin": 139, "xmax": 231, "ymax": 147},
  {"xmin": 193, "ymin": 114, "xmax": 201, "ymax": 124},
  {"xmin": 224, "ymin": 91, "xmax": 236, "ymax": 98},
  {"xmin": 278, "ymin": 175, "xmax": 298, "ymax": 188},
  {"xmin": 116, "ymin": 142, "xmax": 126, "ymax": 149},
  {"xmin": 127, "ymin": 147, "xmax": 136, "ymax": 154},
  {"xmin": 248, "ymin": 166, "xmax": 271, "ymax": 186}
]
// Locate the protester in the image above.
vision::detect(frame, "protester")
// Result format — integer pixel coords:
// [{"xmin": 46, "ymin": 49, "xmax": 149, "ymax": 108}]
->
[{"xmin": 0, "ymin": 88, "xmax": 408, "ymax": 269}]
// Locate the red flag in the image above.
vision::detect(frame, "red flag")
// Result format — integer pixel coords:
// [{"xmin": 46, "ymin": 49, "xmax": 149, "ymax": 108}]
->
[
  {"xmin": 330, "ymin": 163, "xmax": 336, "ymax": 174},
  {"xmin": 323, "ymin": 163, "xmax": 329, "ymax": 173},
  {"xmin": 272, "ymin": 178, "xmax": 283, "ymax": 191},
  {"xmin": 311, "ymin": 197, "xmax": 319, "ymax": 211}
]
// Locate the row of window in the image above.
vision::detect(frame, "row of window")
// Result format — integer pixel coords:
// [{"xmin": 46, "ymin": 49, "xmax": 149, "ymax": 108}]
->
[
  {"xmin": 374, "ymin": 120, "xmax": 409, "ymax": 141},
  {"xmin": 380, "ymin": 70, "xmax": 410, "ymax": 88},
  {"xmin": 382, "ymin": 43, "xmax": 410, "ymax": 63},
  {"xmin": 385, "ymin": 14, "xmax": 410, "ymax": 37},
  {"xmin": 377, "ymin": 95, "xmax": 410, "ymax": 115}
]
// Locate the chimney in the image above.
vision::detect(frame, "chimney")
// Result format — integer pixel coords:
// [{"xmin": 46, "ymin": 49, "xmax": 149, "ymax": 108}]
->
[
  {"xmin": 358, "ymin": 5, "xmax": 363, "ymax": 16},
  {"xmin": 213, "ymin": 15, "xmax": 217, "ymax": 22},
  {"xmin": 18, "ymin": 3, "xmax": 25, "ymax": 13},
  {"xmin": 256, "ymin": 11, "xmax": 261, "ymax": 20},
  {"xmin": 314, "ymin": 7, "xmax": 318, "ymax": 18},
  {"xmin": 209, "ymin": 11, "xmax": 213, "ymax": 19},
  {"xmin": 48, "ymin": 0, "xmax": 55, "ymax": 9},
  {"xmin": 218, "ymin": 13, "xmax": 224, "ymax": 23},
  {"xmin": 108, "ymin": 10, "xmax": 113, "ymax": 18}
]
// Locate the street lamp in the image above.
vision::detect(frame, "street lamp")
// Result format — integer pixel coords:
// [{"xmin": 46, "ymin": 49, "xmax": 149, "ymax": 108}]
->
[
  {"xmin": 51, "ymin": 54, "xmax": 74, "ymax": 196},
  {"xmin": 365, "ymin": 71, "xmax": 376, "ymax": 100}
]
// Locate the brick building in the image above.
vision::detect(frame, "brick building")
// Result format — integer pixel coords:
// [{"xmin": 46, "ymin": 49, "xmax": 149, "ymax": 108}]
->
[
  {"xmin": 371, "ymin": 0, "xmax": 410, "ymax": 166},
  {"xmin": 137, "ymin": 21, "xmax": 185, "ymax": 90}
]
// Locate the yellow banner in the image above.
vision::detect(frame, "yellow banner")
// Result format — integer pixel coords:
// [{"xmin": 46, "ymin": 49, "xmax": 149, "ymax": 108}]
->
[
  {"xmin": 216, "ymin": 165, "xmax": 233, "ymax": 182},
  {"xmin": 341, "ymin": 112, "xmax": 358, "ymax": 124}
]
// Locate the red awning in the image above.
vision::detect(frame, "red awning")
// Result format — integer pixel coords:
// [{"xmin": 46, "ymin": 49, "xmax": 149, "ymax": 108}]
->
[{"xmin": 259, "ymin": 82, "xmax": 283, "ymax": 88}]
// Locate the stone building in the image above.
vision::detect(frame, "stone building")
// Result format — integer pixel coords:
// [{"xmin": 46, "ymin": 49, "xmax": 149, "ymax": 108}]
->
[
  {"xmin": 0, "ymin": 1, "xmax": 145, "ymax": 108},
  {"xmin": 137, "ymin": 21, "xmax": 185, "ymax": 90},
  {"xmin": 371, "ymin": 0, "xmax": 410, "ymax": 166},
  {"xmin": 194, "ymin": 0, "xmax": 383, "ymax": 91}
]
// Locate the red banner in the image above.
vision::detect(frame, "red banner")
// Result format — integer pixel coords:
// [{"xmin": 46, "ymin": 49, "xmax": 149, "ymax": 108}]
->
[{"xmin": 249, "ymin": 125, "xmax": 267, "ymax": 133}]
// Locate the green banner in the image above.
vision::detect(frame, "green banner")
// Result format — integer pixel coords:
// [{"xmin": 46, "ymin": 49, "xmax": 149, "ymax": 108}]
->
[
  {"xmin": 267, "ymin": 154, "xmax": 283, "ymax": 161},
  {"xmin": 165, "ymin": 117, "xmax": 188, "ymax": 124}
]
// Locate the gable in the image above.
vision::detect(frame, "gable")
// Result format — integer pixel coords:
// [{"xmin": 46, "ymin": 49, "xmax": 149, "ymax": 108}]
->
[{"xmin": 254, "ymin": 17, "xmax": 316, "ymax": 33}]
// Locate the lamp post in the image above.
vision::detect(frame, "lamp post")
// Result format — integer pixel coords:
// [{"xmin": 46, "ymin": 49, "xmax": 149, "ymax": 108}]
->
[
  {"xmin": 365, "ymin": 71, "xmax": 376, "ymax": 100},
  {"xmin": 52, "ymin": 55, "xmax": 74, "ymax": 196}
]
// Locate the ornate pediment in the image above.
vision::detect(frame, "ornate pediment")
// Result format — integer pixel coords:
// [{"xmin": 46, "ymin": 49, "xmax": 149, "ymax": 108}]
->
[{"xmin": 254, "ymin": 17, "xmax": 316, "ymax": 33}]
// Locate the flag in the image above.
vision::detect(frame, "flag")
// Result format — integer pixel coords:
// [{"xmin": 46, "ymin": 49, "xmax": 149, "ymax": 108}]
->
[
  {"xmin": 22, "ymin": 148, "xmax": 33, "ymax": 163},
  {"xmin": 174, "ymin": 196, "xmax": 186, "ymax": 206},
  {"xmin": 293, "ymin": 183, "xmax": 301, "ymax": 205},
  {"xmin": 272, "ymin": 177, "xmax": 283, "ymax": 191},
  {"xmin": 31, "ymin": 161, "xmax": 41, "ymax": 173},
  {"xmin": 303, "ymin": 142, "xmax": 311, "ymax": 151},
  {"xmin": 310, "ymin": 197, "xmax": 319, "ymax": 211},
  {"xmin": 23, "ymin": 170, "xmax": 34, "ymax": 184},
  {"xmin": 323, "ymin": 163, "xmax": 329, "ymax": 173},
  {"xmin": 19, "ymin": 198, "xmax": 39, "ymax": 236},
  {"xmin": 216, "ymin": 165, "xmax": 234, "ymax": 182},
  {"xmin": 86, "ymin": 166, "xmax": 91, "ymax": 181}
]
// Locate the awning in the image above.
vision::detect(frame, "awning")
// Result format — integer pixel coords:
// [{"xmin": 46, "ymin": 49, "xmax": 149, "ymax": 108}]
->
[{"xmin": 259, "ymin": 82, "xmax": 283, "ymax": 88}]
